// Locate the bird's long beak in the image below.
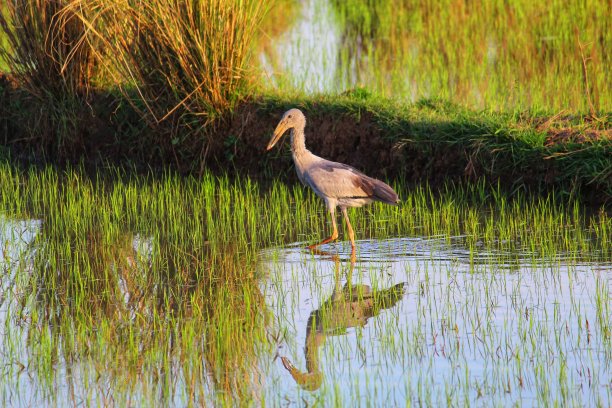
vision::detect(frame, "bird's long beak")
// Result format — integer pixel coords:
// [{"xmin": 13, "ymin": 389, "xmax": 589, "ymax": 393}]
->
[{"xmin": 266, "ymin": 120, "xmax": 288, "ymax": 151}]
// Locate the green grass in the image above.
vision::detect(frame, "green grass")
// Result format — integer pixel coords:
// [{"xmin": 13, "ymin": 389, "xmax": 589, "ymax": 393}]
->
[{"xmin": 0, "ymin": 33, "xmax": 7, "ymax": 72}]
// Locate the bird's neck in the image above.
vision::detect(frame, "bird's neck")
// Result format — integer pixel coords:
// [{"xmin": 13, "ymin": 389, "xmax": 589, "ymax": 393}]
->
[
  {"xmin": 305, "ymin": 322, "xmax": 324, "ymax": 374},
  {"xmin": 290, "ymin": 126, "xmax": 308, "ymax": 158}
]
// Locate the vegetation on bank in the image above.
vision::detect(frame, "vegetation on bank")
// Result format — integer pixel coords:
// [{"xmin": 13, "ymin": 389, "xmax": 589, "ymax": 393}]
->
[
  {"xmin": 1, "ymin": 78, "xmax": 610, "ymax": 202},
  {"xmin": 0, "ymin": 0, "xmax": 267, "ymax": 156},
  {"xmin": 0, "ymin": 0, "xmax": 610, "ymax": 203}
]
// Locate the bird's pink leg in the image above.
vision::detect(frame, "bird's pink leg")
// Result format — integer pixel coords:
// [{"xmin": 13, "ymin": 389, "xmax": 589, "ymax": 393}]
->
[
  {"xmin": 307, "ymin": 208, "xmax": 338, "ymax": 249},
  {"xmin": 341, "ymin": 207, "xmax": 356, "ymax": 250}
]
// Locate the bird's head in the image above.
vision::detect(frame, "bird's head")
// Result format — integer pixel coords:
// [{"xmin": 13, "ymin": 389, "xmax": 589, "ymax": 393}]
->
[{"xmin": 267, "ymin": 108, "xmax": 306, "ymax": 150}]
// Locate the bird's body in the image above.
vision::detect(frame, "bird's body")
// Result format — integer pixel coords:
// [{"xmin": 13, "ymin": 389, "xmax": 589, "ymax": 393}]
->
[{"xmin": 267, "ymin": 108, "xmax": 399, "ymax": 250}]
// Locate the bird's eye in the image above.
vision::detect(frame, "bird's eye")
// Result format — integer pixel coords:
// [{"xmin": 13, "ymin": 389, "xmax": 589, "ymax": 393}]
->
[{"xmin": 288, "ymin": 115, "xmax": 292, "ymax": 118}]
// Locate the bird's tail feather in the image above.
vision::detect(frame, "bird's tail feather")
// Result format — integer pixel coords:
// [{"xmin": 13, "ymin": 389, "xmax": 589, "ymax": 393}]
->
[{"xmin": 372, "ymin": 179, "xmax": 400, "ymax": 205}]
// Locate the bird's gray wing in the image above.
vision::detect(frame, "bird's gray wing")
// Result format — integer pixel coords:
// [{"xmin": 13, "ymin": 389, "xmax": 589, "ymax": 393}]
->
[
  {"xmin": 303, "ymin": 161, "xmax": 375, "ymax": 200},
  {"xmin": 304, "ymin": 160, "xmax": 399, "ymax": 204}
]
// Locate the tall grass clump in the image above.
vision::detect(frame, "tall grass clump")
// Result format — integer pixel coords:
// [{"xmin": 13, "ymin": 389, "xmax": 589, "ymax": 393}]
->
[
  {"xmin": 0, "ymin": 0, "xmax": 97, "ymax": 156},
  {"xmin": 85, "ymin": 0, "xmax": 267, "ymax": 163}
]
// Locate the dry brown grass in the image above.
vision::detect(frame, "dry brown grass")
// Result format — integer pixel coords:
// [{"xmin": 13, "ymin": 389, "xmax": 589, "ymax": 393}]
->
[
  {"xmin": 82, "ymin": 0, "xmax": 267, "ymax": 144},
  {"xmin": 0, "ymin": 0, "xmax": 95, "ymax": 97},
  {"xmin": 0, "ymin": 0, "xmax": 98, "ymax": 156},
  {"xmin": 0, "ymin": 0, "xmax": 269, "ymax": 161}
]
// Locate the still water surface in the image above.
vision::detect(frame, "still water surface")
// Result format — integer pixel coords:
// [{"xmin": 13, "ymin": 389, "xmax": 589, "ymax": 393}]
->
[
  {"xmin": 2, "ymin": 216, "xmax": 609, "ymax": 406},
  {"xmin": 262, "ymin": 238, "xmax": 610, "ymax": 406}
]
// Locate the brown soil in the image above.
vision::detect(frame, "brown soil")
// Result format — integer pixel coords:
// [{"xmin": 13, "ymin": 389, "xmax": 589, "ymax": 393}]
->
[
  {"xmin": 1, "ymin": 74, "xmax": 609, "ymax": 204},
  {"xmin": 545, "ymin": 128, "xmax": 611, "ymax": 146}
]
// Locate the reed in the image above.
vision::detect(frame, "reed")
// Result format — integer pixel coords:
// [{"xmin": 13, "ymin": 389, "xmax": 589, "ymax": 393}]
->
[
  {"xmin": 0, "ymin": 0, "xmax": 94, "ymax": 97},
  {"xmin": 79, "ymin": 0, "xmax": 267, "ymax": 158},
  {"xmin": 0, "ymin": 0, "xmax": 97, "ymax": 155}
]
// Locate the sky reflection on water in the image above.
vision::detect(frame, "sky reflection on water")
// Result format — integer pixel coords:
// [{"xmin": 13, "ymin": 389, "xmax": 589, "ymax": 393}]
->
[{"xmin": 0, "ymin": 217, "xmax": 610, "ymax": 406}]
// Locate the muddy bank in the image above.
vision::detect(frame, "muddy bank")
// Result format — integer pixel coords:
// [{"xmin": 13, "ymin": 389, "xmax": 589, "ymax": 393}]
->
[
  {"xmin": 202, "ymin": 100, "xmax": 611, "ymax": 205},
  {"xmin": 1, "ymin": 76, "xmax": 610, "ymax": 204}
]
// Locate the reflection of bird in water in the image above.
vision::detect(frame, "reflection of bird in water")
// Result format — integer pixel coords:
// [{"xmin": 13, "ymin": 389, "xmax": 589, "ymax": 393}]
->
[
  {"xmin": 280, "ymin": 250, "xmax": 406, "ymax": 391},
  {"xmin": 267, "ymin": 109, "xmax": 399, "ymax": 252}
]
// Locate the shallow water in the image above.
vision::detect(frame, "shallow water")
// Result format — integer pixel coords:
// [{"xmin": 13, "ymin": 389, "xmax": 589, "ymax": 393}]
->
[
  {"xmin": 261, "ymin": 239, "xmax": 611, "ymax": 406},
  {"xmin": 1, "ymin": 217, "xmax": 610, "ymax": 406}
]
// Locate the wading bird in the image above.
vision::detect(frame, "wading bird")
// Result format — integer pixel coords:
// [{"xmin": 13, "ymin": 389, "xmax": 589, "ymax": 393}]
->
[{"xmin": 267, "ymin": 108, "xmax": 399, "ymax": 250}]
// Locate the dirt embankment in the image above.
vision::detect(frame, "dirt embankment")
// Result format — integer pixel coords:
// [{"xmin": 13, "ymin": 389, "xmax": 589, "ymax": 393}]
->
[
  {"xmin": 217, "ymin": 103, "xmax": 610, "ymax": 203},
  {"xmin": 216, "ymin": 104, "xmax": 407, "ymax": 180},
  {"xmin": 1, "ymin": 73, "xmax": 610, "ymax": 204}
]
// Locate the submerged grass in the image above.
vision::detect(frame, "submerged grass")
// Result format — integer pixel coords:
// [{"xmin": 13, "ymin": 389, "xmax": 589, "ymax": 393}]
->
[
  {"xmin": 0, "ymin": 164, "xmax": 610, "ymax": 404},
  {"xmin": 1, "ymin": 167, "xmax": 274, "ymax": 405},
  {"xmin": 274, "ymin": 0, "xmax": 611, "ymax": 111}
]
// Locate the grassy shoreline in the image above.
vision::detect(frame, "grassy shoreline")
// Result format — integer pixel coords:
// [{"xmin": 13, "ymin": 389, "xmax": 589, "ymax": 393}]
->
[
  {"xmin": 1, "ymin": 76, "xmax": 610, "ymax": 204},
  {"xmin": 0, "ymin": 1, "xmax": 609, "ymax": 204}
]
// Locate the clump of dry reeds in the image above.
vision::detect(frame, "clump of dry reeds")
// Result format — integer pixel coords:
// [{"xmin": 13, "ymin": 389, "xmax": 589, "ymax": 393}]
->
[
  {"xmin": 84, "ymin": 0, "xmax": 267, "ymax": 156},
  {"xmin": 1, "ymin": 0, "xmax": 268, "ymax": 161},
  {"xmin": 0, "ymin": 0, "xmax": 95, "ymax": 96},
  {"xmin": 0, "ymin": 0, "xmax": 97, "ymax": 156}
]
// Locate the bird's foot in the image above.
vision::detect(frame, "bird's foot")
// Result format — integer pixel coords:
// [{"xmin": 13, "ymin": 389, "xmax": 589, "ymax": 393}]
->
[{"xmin": 306, "ymin": 236, "xmax": 337, "ymax": 249}]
